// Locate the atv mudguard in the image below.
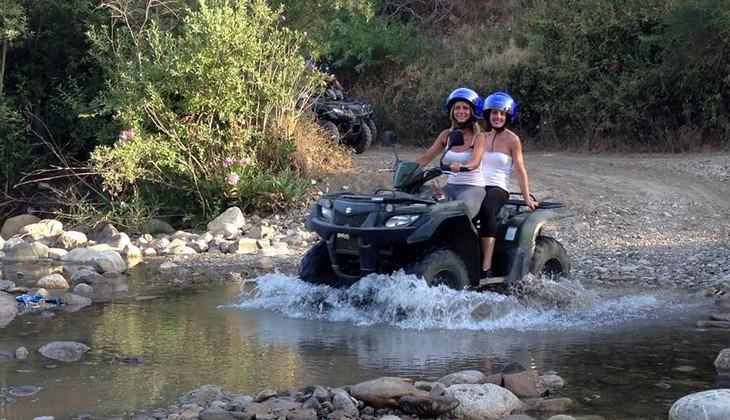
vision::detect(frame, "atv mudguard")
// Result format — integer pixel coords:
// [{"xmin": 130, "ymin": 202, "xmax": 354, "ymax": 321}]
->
[
  {"xmin": 406, "ymin": 201, "xmax": 481, "ymax": 285},
  {"xmin": 498, "ymin": 207, "xmax": 574, "ymax": 283}
]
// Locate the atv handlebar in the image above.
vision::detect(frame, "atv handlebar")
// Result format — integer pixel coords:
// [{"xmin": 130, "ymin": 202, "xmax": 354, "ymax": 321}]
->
[{"xmin": 440, "ymin": 164, "xmax": 473, "ymax": 172}]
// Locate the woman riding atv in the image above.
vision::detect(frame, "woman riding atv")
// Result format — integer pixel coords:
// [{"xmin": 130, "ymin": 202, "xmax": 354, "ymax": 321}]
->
[{"xmin": 415, "ymin": 88, "xmax": 486, "ymax": 219}]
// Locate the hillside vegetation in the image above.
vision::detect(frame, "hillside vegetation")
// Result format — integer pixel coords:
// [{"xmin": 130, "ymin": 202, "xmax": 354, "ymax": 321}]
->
[{"xmin": 1, "ymin": 0, "xmax": 728, "ymax": 227}]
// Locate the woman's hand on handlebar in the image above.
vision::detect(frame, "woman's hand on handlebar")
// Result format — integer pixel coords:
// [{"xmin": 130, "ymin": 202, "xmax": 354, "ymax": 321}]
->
[
  {"xmin": 448, "ymin": 162, "xmax": 472, "ymax": 172},
  {"xmin": 524, "ymin": 195, "xmax": 539, "ymax": 210}
]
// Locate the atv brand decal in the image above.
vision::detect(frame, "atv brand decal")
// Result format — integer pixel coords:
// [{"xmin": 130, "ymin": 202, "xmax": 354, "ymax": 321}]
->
[{"xmin": 345, "ymin": 207, "xmax": 352, "ymax": 214}]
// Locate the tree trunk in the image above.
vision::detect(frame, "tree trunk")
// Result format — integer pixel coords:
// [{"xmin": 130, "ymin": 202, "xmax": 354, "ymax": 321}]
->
[{"xmin": 0, "ymin": 40, "xmax": 6, "ymax": 98}]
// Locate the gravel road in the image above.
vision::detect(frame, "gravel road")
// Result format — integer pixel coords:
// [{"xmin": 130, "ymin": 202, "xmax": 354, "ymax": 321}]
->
[{"xmin": 316, "ymin": 145, "xmax": 730, "ymax": 295}]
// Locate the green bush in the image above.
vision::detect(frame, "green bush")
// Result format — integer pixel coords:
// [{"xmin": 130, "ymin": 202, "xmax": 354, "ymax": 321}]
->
[{"xmin": 89, "ymin": 0, "xmax": 323, "ymax": 223}]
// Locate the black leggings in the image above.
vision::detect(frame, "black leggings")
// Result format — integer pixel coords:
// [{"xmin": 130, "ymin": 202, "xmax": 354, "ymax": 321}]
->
[{"xmin": 478, "ymin": 186, "xmax": 509, "ymax": 237}]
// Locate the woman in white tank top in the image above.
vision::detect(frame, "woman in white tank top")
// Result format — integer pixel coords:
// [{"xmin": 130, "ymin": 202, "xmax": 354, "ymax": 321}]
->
[
  {"xmin": 416, "ymin": 88, "xmax": 486, "ymax": 219},
  {"xmin": 474, "ymin": 92, "xmax": 538, "ymax": 279}
]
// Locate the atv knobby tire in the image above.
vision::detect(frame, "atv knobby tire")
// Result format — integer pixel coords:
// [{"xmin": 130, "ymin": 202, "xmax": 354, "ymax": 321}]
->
[
  {"xmin": 352, "ymin": 121, "xmax": 372, "ymax": 154},
  {"xmin": 529, "ymin": 236, "xmax": 570, "ymax": 278},
  {"xmin": 319, "ymin": 120, "xmax": 340, "ymax": 143},
  {"xmin": 299, "ymin": 242, "xmax": 338, "ymax": 287},
  {"xmin": 367, "ymin": 118, "xmax": 377, "ymax": 145},
  {"xmin": 406, "ymin": 248, "xmax": 470, "ymax": 290}
]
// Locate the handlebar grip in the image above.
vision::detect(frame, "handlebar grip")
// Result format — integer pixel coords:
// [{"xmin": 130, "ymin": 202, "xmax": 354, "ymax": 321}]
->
[{"xmin": 459, "ymin": 166, "xmax": 471, "ymax": 172}]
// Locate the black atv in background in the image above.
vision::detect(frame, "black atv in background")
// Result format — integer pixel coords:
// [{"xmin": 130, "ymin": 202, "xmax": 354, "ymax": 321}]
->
[
  {"xmin": 299, "ymin": 130, "xmax": 573, "ymax": 290},
  {"xmin": 314, "ymin": 88, "xmax": 376, "ymax": 154}
]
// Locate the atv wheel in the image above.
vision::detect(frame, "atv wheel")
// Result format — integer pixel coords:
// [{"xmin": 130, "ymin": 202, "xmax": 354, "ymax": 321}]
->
[
  {"xmin": 529, "ymin": 236, "xmax": 570, "ymax": 278},
  {"xmin": 366, "ymin": 118, "xmax": 378, "ymax": 145},
  {"xmin": 319, "ymin": 120, "xmax": 340, "ymax": 143},
  {"xmin": 352, "ymin": 121, "xmax": 372, "ymax": 154},
  {"xmin": 298, "ymin": 242, "xmax": 338, "ymax": 287},
  {"xmin": 406, "ymin": 249, "xmax": 470, "ymax": 290}
]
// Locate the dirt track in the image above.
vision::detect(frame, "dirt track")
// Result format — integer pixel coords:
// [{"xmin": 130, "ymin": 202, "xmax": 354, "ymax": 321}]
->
[{"xmin": 318, "ymin": 145, "xmax": 730, "ymax": 294}]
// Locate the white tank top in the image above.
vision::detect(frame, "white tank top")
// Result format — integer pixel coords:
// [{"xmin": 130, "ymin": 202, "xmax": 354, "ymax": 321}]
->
[
  {"xmin": 443, "ymin": 148, "xmax": 486, "ymax": 186},
  {"xmin": 481, "ymin": 151, "xmax": 513, "ymax": 191}
]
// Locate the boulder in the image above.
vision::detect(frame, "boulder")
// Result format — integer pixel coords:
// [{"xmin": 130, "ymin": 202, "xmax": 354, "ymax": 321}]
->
[
  {"xmin": 350, "ymin": 377, "xmax": 427, "ymax": 408},
  {"xmin": 207, "ymin": 207, "xmax": 245, "ymax": 232},
  {"xmin": 72, "ymin": 283, "xmax": 94, "ymax": 296},
  {"xmin": 92, "ymin": 250, "xmax": 127, "ymax": 274},
  {"xmin": 229, "ymin": 238, "xmax": 259, "ymax": 255},
  {"xmin": 38, "ymin": 341, "xmax": 90, "ymax": 362},
  {"xmin": 537, "ymin": 398, "xmax": 574, "ymax": 412},
  {"xmin": 670, "ymin": 389, "xmax": 730, "ymax": 420},
  {"xmin": 1, "ymin": 214, "xmax": 40, "ymax": 239},
  {"xmin": 55, "ymin": 231, "xmax": 88, "ymax": 249},
  {"xmin": 19, "ymin": 219, "xmax": 63, "ymax": 240},
  {"xmin": 37, "ymin": 273, "xmax": 70, "ymax": 289},
  {"xmin": 438, "ymin": 370, "xmax": 487, "ymax": 387},
  {"xmin": 445, "ymin": 383, "xmax": 521, "ymax": 420},
  {"xmin": 714, "ymin": 348, "xmax": 730, "ymax": 374},
  {"xmin": 538, "ymin": 374, "xmax": 566, "ymax": 394}
]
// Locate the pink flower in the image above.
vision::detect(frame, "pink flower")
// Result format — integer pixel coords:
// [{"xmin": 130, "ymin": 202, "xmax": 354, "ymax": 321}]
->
[
  {"xmin": 223, "ymin": 157, "xmax": 234, "ymax": 168},
  {"xmin": 226, "ymin": 172, "xmax": 240, "ymax": 186},
  {"xmin": 119, "ymin": 129, "xmax": 136, "ymax": 141},
  {"xmin": 238, "ymin": 157, "xmax": 252, "ymax": 165}
]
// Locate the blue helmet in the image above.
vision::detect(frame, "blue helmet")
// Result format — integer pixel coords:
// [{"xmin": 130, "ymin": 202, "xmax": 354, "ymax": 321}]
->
[
  {"xmin": 482, "ymin": 91, "xmax": 519, "ymax": 124},
  {"xmin": 444, "ymin": 88, "xmax": 483, "ymax": 119}
]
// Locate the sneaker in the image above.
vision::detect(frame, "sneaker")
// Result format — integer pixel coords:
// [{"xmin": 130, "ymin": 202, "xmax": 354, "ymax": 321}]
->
[{"xmin": 480, "ymin": 269, "xmax": 492, "ymax": 279}]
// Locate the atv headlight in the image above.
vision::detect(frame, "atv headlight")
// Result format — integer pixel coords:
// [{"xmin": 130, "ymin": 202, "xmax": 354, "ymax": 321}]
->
[
  {"xmin": 384, "ymin": 214, "xmax": 420, "ymax": 227},
  {"xmin": 319, "ymin": 199, "xmax": 333, "ymax": 220}
]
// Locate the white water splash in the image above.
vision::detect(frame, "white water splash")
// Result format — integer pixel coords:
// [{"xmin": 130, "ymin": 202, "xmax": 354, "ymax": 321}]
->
[{"xmin": 229, "ymin": 271, "xmax": 698, "ymax": 331}]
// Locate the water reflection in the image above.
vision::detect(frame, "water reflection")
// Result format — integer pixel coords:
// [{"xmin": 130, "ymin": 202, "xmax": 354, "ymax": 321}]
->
[{"xmin": 0, "ymin": 269, "xmax": 725, "ymax": 419}]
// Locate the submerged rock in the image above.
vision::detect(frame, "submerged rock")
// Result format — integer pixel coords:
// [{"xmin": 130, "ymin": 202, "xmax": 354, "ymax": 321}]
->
[
  {"xmin": 38, "ymin": 341, "xmax": 90, "ymax": 362},
  {"xmin": 350, "ymin": 377, "xmax": 426, "ymax": 408}
]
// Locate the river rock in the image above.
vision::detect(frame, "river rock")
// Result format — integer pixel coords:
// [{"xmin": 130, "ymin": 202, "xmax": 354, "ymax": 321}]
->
[
  {"xmin": 538, "ymin": 374, "xmax": 567, "ymax": 394},
  {"xmin": 121, "ymin": 244, "xmax": 142, "ymax": 259},
  {"xmin": 92, "ymin": 250, "xmax": 127, "ymax": 274},
  {"xmin": 19, "ymin": 219, "xmax": 63, "ymax": 240},
  {"xmin": 504, "ymin": 369, "xmax": 541, "ymax": 397},
  {"xmin": 1, "ymin": 214, "xmax": 40, "ymax": 239},
  {"xmin": 229, "ymin": 238, "xmax": 259, "ymax": 255},
  {"xmin": 36, "ymin": 274, "xmax": 70, "ymax": 289},
  {"xmin": 438, "ymin": 370, "xmax": 487, "ymax": 387},
  {"xmin": 70, "ymin": 268, "xmax": 106, "ymax": 285},
  {"xmin": 0, "ymin": 291, "xmax": 18, "ymax": 327},
  {"xmin": 60, "ymin": 292, "xmax": 92, "ymax": 307},
  {"xmin": 171, "ymin": 245, "xmax": 197, "ymax": 255},
  {"xmin": 445, "ymin": 383, "xmax": 521, "ymax": 420},
  {"xmin": 38, "ymin": 341, "xmax": 90, "ymax": 362},
  {"xmin": 537, "ymin": 398, "xmax": 574, "ymax": 412},
  {"xmin": 350, "ymin": 377, "xmax": 426, "ymax": 408},
  {"xmin": 0, "ymin": 280, "xmax": 15, "ymax": 291},
  {"xmin": 61, "ymin": 248, "xmax": 99, "ymax": 264},
  {"xmin": 332, "ymin": 389, "xmax": 358, "ymax": 416},
  {"xmin": 188, "ymin": 239, "xmax": 209, "ymax": 253},
  {"xmin": 55, "ymin": 231, "xmax": 88, "ymax": 249},
  {"xmin": 15, "ymin": 346, "xmax": 28, "ymax": 360},
  {"xmin": 47, "ymin": 248, "xmax": 68, "ymax": 260},
  {"xmin": 142, "ymin": 219, "xmax": 175, "ymax": 235},
  {"xmin": 4, "ymin": 240, "xmax": 49, "ymax": 262},
  {"xmin": 0, "ymin": 235, "xmax": 4, "ymax": 251},
  {"xmin": 72, "ymin": 283, "xmax": 93, "ymax": 295},
  {"xmin": 399, "ymin": 394, "xmax": 460, "ymax": 417},
  {"xmin": 99, "ymin": 223, "xmax": 119, "ymax": 240},
  {"xmin": 669, "ymin": 389, "xmax": 730, "ymax": 419},
  {"xmin": 207, "ymin": 207, "xmax": 245, "ymax": 237},
  {"xmin": 182, "ymin": 385, "xmax": 227, "ymax": 406},
  {"xmin": 714, "ymin": 348, "xmax": 730, "ymax": 374},
  {"xmin": 103, "ymin": 232, "xmax": 131, "ymax": 251}
]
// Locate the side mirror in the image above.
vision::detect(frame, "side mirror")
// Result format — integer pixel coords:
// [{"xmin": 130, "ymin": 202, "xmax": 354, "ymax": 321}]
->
[
  {"xmin": 383, "ymin": 131, "xmax": 396, "ymax": 146},
  {"xmin": 446, "ymin": 130, "xmax": 465, "ymax": 150}
]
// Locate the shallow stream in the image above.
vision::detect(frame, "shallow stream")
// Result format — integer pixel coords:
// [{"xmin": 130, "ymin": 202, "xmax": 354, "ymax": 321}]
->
[{"xmin": 0, "ymin": 264, "xmax": 725, "ymax": 419}]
